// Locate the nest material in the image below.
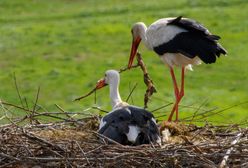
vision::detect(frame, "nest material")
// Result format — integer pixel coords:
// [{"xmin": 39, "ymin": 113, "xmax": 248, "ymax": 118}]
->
[{"xmin": 0, "ymin": 116, "xmax": 248, "ymax": 168}]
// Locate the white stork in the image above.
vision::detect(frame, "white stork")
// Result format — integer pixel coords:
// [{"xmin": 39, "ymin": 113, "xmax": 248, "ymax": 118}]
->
[
  {"xmin": 95, "ymin": 70, "xmax": 161, "ymax": 145},
  {"xmin": 128, "ymin": 16, "xmax": 227, "ymax": 122}
]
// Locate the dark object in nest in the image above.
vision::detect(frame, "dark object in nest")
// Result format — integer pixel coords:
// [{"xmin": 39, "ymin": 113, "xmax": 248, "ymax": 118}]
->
[{"xmin": 99, "ymin": 105, "xmax": 161, "ymax": 145}]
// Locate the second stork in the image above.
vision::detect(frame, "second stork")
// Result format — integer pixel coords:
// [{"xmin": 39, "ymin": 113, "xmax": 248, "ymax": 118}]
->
[{"xmin": 128, "ymin": 16, "xmax": 227, "ymax": 122}]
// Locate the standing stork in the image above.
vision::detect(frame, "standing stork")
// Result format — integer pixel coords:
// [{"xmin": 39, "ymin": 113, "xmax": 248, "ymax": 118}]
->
[
  {"xmin": 95, "ymin": 70, "xmax": 161, "ymax": 145},
  {"xmin": 128, "ymin": 16, "xmax": 227, "ymax": 122}
]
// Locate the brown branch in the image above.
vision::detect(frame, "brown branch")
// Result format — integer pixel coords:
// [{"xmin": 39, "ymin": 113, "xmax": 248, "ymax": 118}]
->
[
  {"xmin": 1, "ymin": 101, "xmax": 34, "ymax": 113},
  {"xmin": 135, "ymin": 53, "xmax": 157, "ymax": 108},
  {"xmin": 119, "ymin": 64, "xmax": 140, "ymax": 73},
  {"xmin": 118, "ymin": 52, "xmax": 157, "ymax": 108},
  {"xmin": 74, "ymin": 88, "xmax": 97, "ymax": 101}
]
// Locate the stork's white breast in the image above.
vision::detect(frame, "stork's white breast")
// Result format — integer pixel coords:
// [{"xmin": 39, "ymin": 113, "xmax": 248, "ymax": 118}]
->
[{"xmin": 126, "ymin": 125, "xmax": 140, "ymax": 143}]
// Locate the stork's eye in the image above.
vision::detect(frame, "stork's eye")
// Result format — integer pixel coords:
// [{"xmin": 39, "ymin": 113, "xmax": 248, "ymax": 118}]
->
[{"xmin": 131, "ymin": 29, "xmax": 133, "ymax": 34}]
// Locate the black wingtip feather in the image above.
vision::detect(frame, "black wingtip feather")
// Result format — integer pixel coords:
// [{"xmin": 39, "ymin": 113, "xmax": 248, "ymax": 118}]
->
[
  {"xmin": 200, "ymin": 43, "xmax": 227, "ymax": 63},
  {"xmin": 207, "ymin": 35, "xmax": 221, "ymax": 40},
  {"xmin": 168, "ymin": 16, "xmax": 183, "ymax": 24},
  {"xmin": 217, "ymin": 43, "xmax": 227, "ymax": 55}
]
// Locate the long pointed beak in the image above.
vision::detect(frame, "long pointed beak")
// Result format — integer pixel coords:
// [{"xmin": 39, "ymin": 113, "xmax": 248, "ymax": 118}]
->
[
  {"xmin": 95, "ymin": 78, "xmax": 107, "ymax": 90},
  {"xmin": 128, "ymin": 37, "xmax": 141, "ymax": 69}
]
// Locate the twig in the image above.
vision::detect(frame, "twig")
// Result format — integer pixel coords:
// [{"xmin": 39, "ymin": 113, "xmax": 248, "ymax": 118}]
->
[
  {"xmin": 151, "ymin": 103, "xmax": 172, "ymax": 113},
  {"xmin": 181, "ymin": 136, "xmax": 203, "ymax": 154},
  {"xmin": 189, "ymin": 99, "xmax": 209, "ymax": 125},
  {"xmin": 13, "ymin": 72, "xmax": 24, "ymax": 108},
  {"xmin": 92, "ymin": 106, "xmax": 108, "ymax": 113},
  {"xmin": 55, "ymin": 104, "xmax": 77, "ymax": 122},
  {"xmin": 32, "ymin": 86, "xmax": 40, "ymax": 113},
  {"xmin": 55, "ymin": 104, "xmax": 66, "ymax": 112},
  {"xmin": 219, "ymin": 132, "xmax": 242, "ymax": 168},
  {"xmin": 74, "ymin": 88, "xmax": 97, "ymax": 101},
  {"xmin": 29, "ymin": 87, "xmax": 41, "ymax": 124},
  {"xmin": 21, "ymin": 156, "xmax": 129, "ymax": 162},
  {"xmin": 1, "ymin": 101, "xmax": 34, "ymax": 113},
  {"xmin": 75, "ymin": 141, "xmax": 92, "ymax": 167},
  {"xmin": 93, "ymin": 131, "xmax": 124, "ymax": 146},
  {"xmin": 126, "ymin": 83, "xmax": 138, "ymax": 102},
  {"xmin": 24, "ymin": 97, "xmax": 29, "ymax": 110},
  {"xmin": 128, "ymin": 82, "xmax": 135, "ymax": 104},
  {"xmin": 0, "ymin": 152, "xmax": 21, "ymax": 162},
  {"xmin": 119, "ymin": 64, "xmax": 140, "ymax": 73}
]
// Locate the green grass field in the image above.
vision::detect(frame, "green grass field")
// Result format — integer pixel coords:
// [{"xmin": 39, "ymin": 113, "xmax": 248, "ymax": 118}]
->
[{"xmin": 0, "ymin": 0, "xmax": 247, "ymax": 124}]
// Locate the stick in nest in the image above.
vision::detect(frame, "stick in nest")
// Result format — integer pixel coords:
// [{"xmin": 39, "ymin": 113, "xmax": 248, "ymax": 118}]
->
[
  {"xmin": 74, "ymin": 52, "xmax": 156, "ymax": 108},
  {"xmin": 219, "ymin": 132, "xmax": 242, "ymax": 168},
  {"xmin": 136, "ymin": 53, "xmax": 157, "ymax": 108}
]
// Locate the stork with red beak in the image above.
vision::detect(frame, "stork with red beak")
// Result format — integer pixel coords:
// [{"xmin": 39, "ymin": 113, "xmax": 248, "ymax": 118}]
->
[{"xmin": 128, "ymin": 16, "xmax": 227, "ymax": 122}]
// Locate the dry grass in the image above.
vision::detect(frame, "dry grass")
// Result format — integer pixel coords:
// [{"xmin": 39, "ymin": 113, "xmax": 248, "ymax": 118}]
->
[{"xmin": 0, "ymin": 110, "xmax": 248, "ymax": 168}]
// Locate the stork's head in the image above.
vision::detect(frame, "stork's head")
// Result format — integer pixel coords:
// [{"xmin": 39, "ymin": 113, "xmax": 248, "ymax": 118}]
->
[
  {"xmin": 95, "ymin": 70, "xmax": 120, "ymax": 90},
  {"xmin": 128, "ymin": 22, "xmax": 146, "ymax": 68}
]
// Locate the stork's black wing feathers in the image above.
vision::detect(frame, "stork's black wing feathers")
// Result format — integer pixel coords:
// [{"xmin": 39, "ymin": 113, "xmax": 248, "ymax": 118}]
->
[
  {"xmin": 168, "ymin": 16, "xmax": 210, "ymax": 36},
  {"xmin": 154, "ymin": 16, "xmax": 227, "ymax": 63},
  {"xmin": 100, "ymin": 125, "xmax": 128, "ymax": 144},
  {"xmin": 128, "ymin": 106, "xmax": 153, "ymax": 125},
  {"xmin": 99, "ymin": 109, "xmax": 131, "ymax": 134},
  {"xmin": 154, "ymin": 32, "xmax": 226, "ymax": 63},
  {"xmin": 168, "ymin": 16, "xmax": 223, "ymax": 41},
  {"xmin": 98, "ymin": 106, "xmax": 160, "ymax": 145}
]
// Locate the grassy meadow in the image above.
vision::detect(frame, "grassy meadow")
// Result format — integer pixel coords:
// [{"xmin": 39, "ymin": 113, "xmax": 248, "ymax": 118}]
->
[{"xmin": 0, "ymin": 0, "xmax": 247, "ymax": 124}]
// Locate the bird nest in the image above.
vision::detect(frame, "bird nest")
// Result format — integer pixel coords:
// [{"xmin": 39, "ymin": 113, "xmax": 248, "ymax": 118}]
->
[
  {"xmin": 1, "ymin": 112, "xmax": 248, "ymax": 168},
  {"xmin": 1, "ymin": 53, "xmax": 247, "ymax": 167}
]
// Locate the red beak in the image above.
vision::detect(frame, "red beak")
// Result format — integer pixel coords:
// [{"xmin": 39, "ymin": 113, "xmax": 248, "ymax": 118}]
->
[
  {"xmin": 128, "ymin": 37, "xmax": 141, "ymax": 69},
  {"xmin": 95, "ymin": 79, "xmax": 107, "ymax": 90}
]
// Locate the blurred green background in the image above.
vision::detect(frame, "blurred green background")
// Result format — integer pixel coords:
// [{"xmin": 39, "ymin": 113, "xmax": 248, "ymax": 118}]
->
[{"xmin": 0, "ymin": 0, "xmax": 247, "ymax": 124}]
